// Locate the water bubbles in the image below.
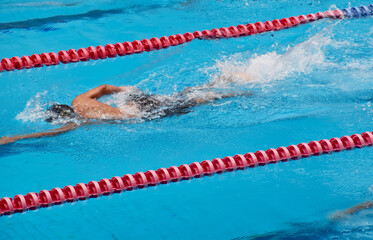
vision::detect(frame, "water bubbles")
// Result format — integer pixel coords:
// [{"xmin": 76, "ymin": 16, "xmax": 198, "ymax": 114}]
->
[
  {"xmin": 368, "ymin": 184, "xmax": 373, "ymax": 193},
  {"xmin": 16, "ymin": 91, "xmax": 49, "ymax": 123},
  {"xmin": 207, "ymin": 30, "xmax": 333, "ymax": 88}
]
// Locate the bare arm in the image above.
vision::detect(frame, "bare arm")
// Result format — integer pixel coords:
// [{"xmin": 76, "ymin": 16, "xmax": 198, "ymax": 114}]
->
[
  {"xmin": 79, "ymin": 84, "xmax": 135, "ymax": 99},
  {"xmin": 344, "ymin": 201, "xmax": 373, "ymax": 215},
  {"xmin": 0, "ymin": 123, "xmax": 79, "ymax": 145},
  {"xmin": 330, "ymin": 201, "xmax": 373, "ymax": 220},
  {"xmin": 72, "ymin": 84, "xmax": 139, "ymax": 119}
]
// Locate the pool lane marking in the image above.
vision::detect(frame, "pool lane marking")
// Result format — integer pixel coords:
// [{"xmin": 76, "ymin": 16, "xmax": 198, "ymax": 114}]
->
[
  {"xmin": 1, "ymin": 5, "xmax": 372, "ymax": 73},
  {"xmin": 1, "ymin": 131, "xmax": 372, "ymax": 216}
]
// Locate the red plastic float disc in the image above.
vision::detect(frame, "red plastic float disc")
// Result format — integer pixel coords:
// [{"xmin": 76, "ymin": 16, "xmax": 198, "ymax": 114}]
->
[
  {"xmin": 190, "ymin": 162, "xmax": 204, "ymax": 177},
  {"xmin": 122, "ymin": 174, "xmax": 137, "ymax": 190},
  {"xmin": 254, "ymin": 22, "xmax": 266, "ymax": 33},
  {"xmin": 74, "ymin": 183, "xmax": 90, "ymax": 200},
  {"xmin": 123, "ymin": 42, "xmax": 135, "ymax": 55},
  {"xmin": 49, "ymin": 52, "xmax": 60, "ymax": 65},
  {"xmin": 25, "ymin": 192, "xmax": 39, "ymax": 209},
  {"xmin": 168, "ymin": 166, "xmax": 182, "ymax": 181},
  {"xmin": 77, "ymin": 48, "xmax": 90, "ymax": 61},
  {"xmin": 156, "ymin": 168, "xmax": 171, "ymax": 183},
  {"xmin": 13, "ymin": 195, "xmax": 27, "ymax": 211},
  {"xmin": 264, "ymin": 21, "xmax": 275, "ymax": 31},
  {"xmin": 11, "ymin": 56, "xmax": 24, "ymax": 70},
  {"xmin": 255, "ymin": 150, "xmax": 269, "ymax": 165},
  {"xmin": 63, "ymin": 185, "xmax": 77, "ymax": 201},
  {"xmin": 150, "ymin": 37, "xmax": 162, "ymax": 49},
  {"xmin": 308, "ymin": 141, "xmax": 323, "ymax": 155},
  {"xmin": 58, "ymin": 51, "xmax": 71, "ymax": 64},
  {"xmin": 99, "ymin": 179, "xmax": 114, "ymax": 194},
  {"xmin": 40, "ymin": 53, "xmax": 52, "ymax": 66},
  {"xmin": 141, "ymin": 39, "xmax": 153, "ymax": 51},
  {"xmin": 96, "ymin": 46, "xmax": 107, "ymax": 59},
  {"xmin": 211, "ymin": 28, "xmax": 223, "ymax": 38},
  {"xmin": 201, "ymin": 160, "xmax": 215, "ymax": 174},
  {"xmin": 133, "ymin": 172, "xmax": 148, "ymax": 188},
  {"xmin": 211, "ymin": 158, "xmax": 226, "ymax": 172},
  {"xmin": 145, "ymin": 170, "xmax": 159, "ymax": 185},
  {"xmin": 183, "ymin": 32, "xmax": 195, "ymax": 42},
  {"xmin": 236, "ymin": 24, "xmax": 248, "ymax": 35},
  {"xmin": 265, "ymin": 148, "xmax": 280, "ymax": 163},
  {"xmin": 132, "ymin": 40, "xmax": 144, "ymax": 53},
  {"xmin": 50, "ymin": 188, "xmax": 66, "ymax": 204},
  {"xmin": 21, "ymin": 56, "xmax": 33, "ymax": 68},
  {"xmin": 110, "ymin": 176, "xmax": 125, "ymax": 191},
  {"xmin": 276, "ymin": 147, "xmax": 291, "ymax": 161},
  {"xmin": 68, "ymin": 49, "xmax": 79, "ymax": 62},
  {"xmin": 87, "ymin": 46, "xmax": 99, "ymax": 60},
  {"xmin": 244, "ymin": 152, "xmax": 259, "ymax": 167},
  {"xmin": 179, "ymin": 164, "xmax": 193, "ymax": 179},
  {"xmin": 160, "ymin": 36, "xmax": 171, "ymax": 48},
  {"xmin": 39, "ymin": 190, "xmax": 53, "ymax": 206},
  {"xmin": 246, "ymin": 23, "xmax": 258, "ymax": 35}
]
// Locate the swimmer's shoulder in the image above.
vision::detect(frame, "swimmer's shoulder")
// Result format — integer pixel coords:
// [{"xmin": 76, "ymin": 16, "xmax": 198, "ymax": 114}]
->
[{"xmin": 72, "ymin": 94, "xmax": 87, "ymax": 108}]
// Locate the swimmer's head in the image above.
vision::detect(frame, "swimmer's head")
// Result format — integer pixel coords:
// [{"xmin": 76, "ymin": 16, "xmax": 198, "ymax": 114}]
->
[{"xmin": 45, "ymin": 104, "xmax": 76, "ymax": 123}]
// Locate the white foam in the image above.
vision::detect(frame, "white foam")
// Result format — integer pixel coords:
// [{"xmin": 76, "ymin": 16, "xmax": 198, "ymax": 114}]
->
[
  {"xmin": 207, "ymin": 30, "xmax": 336, "ymax": 88},
  {"xmin": 104, "ymin": 90, "xmax": 144, "ymax": 119},
  {"xmin": 16, "ymin": 91, "xmax": 81, "ymax": 125},
  {"xmin": 16, "ymin": 91, "xmax": 49, "ymax": 123}
]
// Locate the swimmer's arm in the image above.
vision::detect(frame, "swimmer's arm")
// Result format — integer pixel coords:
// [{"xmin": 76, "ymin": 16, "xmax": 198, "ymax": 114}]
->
[
  {"xmin": 80, "ymin": 84, "xmax": 136, "ymax": 99},
  {"xmin": 331, "ymin": 201, "xmax": 373, "ymax": 220},
  {"xmin": 0, "ymin": 123, "xmax": 79, "ymax": 145},
  {"xmin": 343, "ymin": 201, "xmax": 373, "ymax": 215}
]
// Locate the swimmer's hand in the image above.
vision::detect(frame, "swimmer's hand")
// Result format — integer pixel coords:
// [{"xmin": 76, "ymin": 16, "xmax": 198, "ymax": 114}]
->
[{"xmin": 0, "ymin": 136, "xmax": 20, "ymax": 145}]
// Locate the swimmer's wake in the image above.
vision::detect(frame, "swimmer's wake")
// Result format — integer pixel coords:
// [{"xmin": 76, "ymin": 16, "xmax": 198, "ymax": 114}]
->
[{"xmin": 3, "ymin": 30, "xmax": 338, "ymax": 145}]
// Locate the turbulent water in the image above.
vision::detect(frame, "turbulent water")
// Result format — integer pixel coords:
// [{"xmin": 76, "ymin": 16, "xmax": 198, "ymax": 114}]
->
[
  {"xmin": 14, "ymin": 26, "xmax": 348, "ymax": 124},
  {"xmin": 16, "ymin": 24, "xmax": 351, "ymax": 125}
]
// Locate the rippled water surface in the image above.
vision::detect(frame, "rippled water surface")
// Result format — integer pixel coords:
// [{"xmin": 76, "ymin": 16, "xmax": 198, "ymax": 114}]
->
[{"xmin": 0, "ymin": 0, "xmax": 373, "ymax": 239}]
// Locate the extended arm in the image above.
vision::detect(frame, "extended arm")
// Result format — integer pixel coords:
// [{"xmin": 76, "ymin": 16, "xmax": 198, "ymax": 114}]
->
[
  {"xmin": 330, "ymin": 201, "xmax": 373, "ymax": 220},
  {"xmin": 0, "ymin": 123, "xmax": 79, "ymax": 145},
  {"xmin": 343, "ymin": 201, "xmax": 373, "ymax": 215}
]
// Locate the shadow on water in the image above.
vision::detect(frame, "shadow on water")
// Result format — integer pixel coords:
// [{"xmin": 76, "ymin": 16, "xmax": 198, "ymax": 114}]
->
[
  {"xmin": 1, "ymin": 2, "xmax": 80, "ymax": 7},
  {"xmin": 233, "ymin": 218, "xmax": 373, "ymax": 240},
  {"xmin": 0, "ymin": 142, "xmax": 48, "ymax": 159},
  {"xmin": 0, "ymin": 3, "xmax": 172, "ymax": 31},
  {"xmin": 0, "ymin": 9, "xmax": 124, "ymax": 31}
]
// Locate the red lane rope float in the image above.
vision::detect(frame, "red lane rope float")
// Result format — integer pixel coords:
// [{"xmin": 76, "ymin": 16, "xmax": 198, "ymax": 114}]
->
[
  {"xmin": 1, "ymin": 131, "xmax": 373, "ymax": 216},
  {"xmin": 0, "ymin": 9, "xmax": 347, "ymax": 73}
]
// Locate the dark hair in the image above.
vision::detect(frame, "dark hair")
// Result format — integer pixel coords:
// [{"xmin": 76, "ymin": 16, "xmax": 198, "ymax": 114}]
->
[{"xmin": 45, "ymin": 104, "xmax": 75, "ymax": 122}]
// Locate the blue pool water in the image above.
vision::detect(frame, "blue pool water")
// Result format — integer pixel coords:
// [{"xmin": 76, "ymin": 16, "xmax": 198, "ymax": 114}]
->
[{"xmin": 1, "ymin": 0, "xmax": 373, "ymax": 239}]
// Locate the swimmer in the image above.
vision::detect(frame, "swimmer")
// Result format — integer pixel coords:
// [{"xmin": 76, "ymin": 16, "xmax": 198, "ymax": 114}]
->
[{"xmin": 0, "ymin": 83, "xmax": 250, "ymax": 145}]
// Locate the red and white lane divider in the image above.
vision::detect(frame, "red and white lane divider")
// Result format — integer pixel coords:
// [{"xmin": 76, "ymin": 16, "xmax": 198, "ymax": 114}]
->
[
  {"xmin": 1, "ymin": 131, "xmax": 372, "ymax": 216},
  {"xmin": 0, "ymin": 9, "xmax": 347, "ymax": 73}
]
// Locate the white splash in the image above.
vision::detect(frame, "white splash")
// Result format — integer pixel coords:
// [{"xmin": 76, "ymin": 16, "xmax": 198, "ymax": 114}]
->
[
  {"xmin": 104, "ymin": 90, "xmax": 143, "ymax": 118},
  {"xmin": 16, "ymin": 91, "xmax": 49, "ymax": 123},
  {"xmin": 368, "ymin": 184, "xmax": 373, "ymax": 193},
  {"xmin": 208, "ymin": 30, "xmax": 334, "ymax": 88}
]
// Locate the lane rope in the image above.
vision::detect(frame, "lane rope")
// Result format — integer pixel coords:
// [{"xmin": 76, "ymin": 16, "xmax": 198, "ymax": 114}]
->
[
  {"xmin": 1, "ymin": 131, "xmax": 373, "ymax": 216},
  {"xmin": 0, "ymin": 5, "xmax": 372, "ymax": 73}
]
